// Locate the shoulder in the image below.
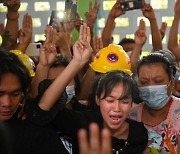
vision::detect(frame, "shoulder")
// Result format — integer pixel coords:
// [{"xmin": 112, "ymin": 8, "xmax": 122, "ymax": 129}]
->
[
  {"xmin": 127, "ymin": 118, "xmax": 146, "ymax": 132},
  {"xmin": 131, "ymin": 103, "xmax": 144, "ymax": 111},
  {"xmin": 129, "ymin": 103, "xmax": 144, "ymax": 121},
  {"xmin": 170, "ymin": 96, "xmax": 180, "ymax": 114},
  {"xmin": 127, "ymin": 118, "xmax": 148, "ymax": 140},
  {"xmin": 172, "ymin": 95, "xmax": 180, "ymax": 105},
  {"xmin": 126, "ymin": 119, "xmax": 148, "ymax": 149}
]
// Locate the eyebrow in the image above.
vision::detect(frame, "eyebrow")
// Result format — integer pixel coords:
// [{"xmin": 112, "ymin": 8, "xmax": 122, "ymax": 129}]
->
[
  {"xmin": 106, "ymin": 95, "xmax": 131, "ymax": 100},
  {"xmin": 0, "ymin": 88, "xmax": 22, "ymax": 94},
  {"xmin": 119, "ymin": 95, "xmax": 131, "ymax": 100}
]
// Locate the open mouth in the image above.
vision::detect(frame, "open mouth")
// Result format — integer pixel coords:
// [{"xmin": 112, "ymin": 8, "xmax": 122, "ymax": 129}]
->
[{"xmin": 110, "ymin": 115, "xmax": 121, "ymax": 124}]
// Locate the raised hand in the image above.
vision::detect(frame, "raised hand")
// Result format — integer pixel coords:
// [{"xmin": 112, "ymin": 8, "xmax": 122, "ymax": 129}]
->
[
  {"xmin": 38, "ymin": 25, "xmax": 92, "ymax": 111},
  {"xmin": 134, "ymin": 19, "xmax": 147, "ymax": 46},
  {"xmin": 85, "ymin": 0, "xmax": 100, "ymax": 29},
  {"xmin": 174, "ymin": 0, "xmax": 180, "ymax": 14},
  {"xmin": 92, "ymin": 36, "xmax": 103, "ymax": 60},
  {"xmin": 78, "ymin": 123, "xmax": 112, "ymax": 154},
  {"xmin": 72, "ymin": 13, "xmax": 84, "ymax": 32},
  {"xmin": 53, "ymin": 20, "xmax": 72, "ymax": 56},
  {"xmin": 39, "ymin": 26, "xmax": 57, "ymax": 67},
  {"xmin": 159, "ymin": 22, "xmax": 167, "ymax": 40},
  {"xmin": 109, "ymin": 0, "xmax": 125, "ymax": 19},
  {"xmin": 4, "ymin": 0, "xmax": 20, "ymax": 13},
  {"xmin": 63, "ymin": 21, "xmax": 75, "ymax": 34},
  {"xmin": 18, "ymin": 13, "xmax": 32, "ymax": 53},
  {"xmin": 141, "ymin": 3, "xmax": 155, "ymax": 20},
  {"xmin": 0, "ymin": 23, "xmax": 4, "ymax": 36},
  {"xmin": 73, "ymin": 23, "xmax": 93, "ymax": 67}
]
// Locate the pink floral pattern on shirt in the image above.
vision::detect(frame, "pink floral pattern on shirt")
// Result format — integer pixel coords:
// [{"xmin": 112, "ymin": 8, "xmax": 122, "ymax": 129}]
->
[{"xmin": 129, "ymin": 96, "xmax": 180, "ymax": 153}]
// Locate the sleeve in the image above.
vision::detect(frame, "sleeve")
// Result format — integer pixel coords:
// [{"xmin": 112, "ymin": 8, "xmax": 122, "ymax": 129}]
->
[
  {"xmin": 51, "ymin": 109, "xmax": 103, "ymax": 141},
  {"xmin": 25, "ymin": 91, "xmax": 67, "ymax": 126},
  {"xmin": 127, "ymin": 119, "xmax": 148, "ymax": 153}
]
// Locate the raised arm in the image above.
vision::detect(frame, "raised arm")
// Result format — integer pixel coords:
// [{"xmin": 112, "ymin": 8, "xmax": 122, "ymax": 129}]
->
[
  {"xmin": 85, "ymin": 0, "xmax": 100, "ymax": 48},
  {"xmin": 77, "ymin": 37, "xmax": 103, "ymax": 100},
  {"xmin": 159, "ymin": 22, "xmax": 167, "ymax": 40},
  {"xmin": 141, "ymin": 2, "xmax": 162, "ymax": 51},
  {"xmin": 1, "ymin": 0, "xmax": 20, "ymax": 50},
  {"xmin": 168, "ymin": 0, "xmax": 180, "ymax": 60},
  {"xmin": 102, "ymin": 0, "xmax": 125, "ymax": 47},
  {"xmin": 54, "ymin": 21, "xmax": 72, "ymax": 57},
  {"xmin": 17, "ymin": 13, "xmax": 33, "ymax": 53},
  {"xmin": 30, "ymin": 26, "xmax": 57, "ymax": 98},
  {"xmin": 131, "ymin": 19, "xmax": 147, "ymax": 73},
  {"xmin": 38, "ymin": 23, "xmax": 93, "ymax": 111}
]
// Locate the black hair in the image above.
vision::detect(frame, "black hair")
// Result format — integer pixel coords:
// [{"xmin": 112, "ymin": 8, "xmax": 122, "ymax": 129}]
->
[
  {"xmin": 154, "ymin": 50, "xmax": 176, "ymax": 76},
  {"xmin": 89, "ymin": 70, "xmax": 138, "ymax": 110},
  {"xmin": 137, "ymin": 53, "xmax": 174, "ymax": 80},
  {"xmin": 0, "ymin": 51, "xmax": 31, "ymax": 96},
  {"xmin": 118, "ymin": 38, "xmax": 135, "ymax": 46},
  {"xmin": 50, "ymin": 54, "xmax": 81, "ymax": 94},
  {"xmin": 50, "ymin": 54, "xmax": 71, "ymax": 68}
]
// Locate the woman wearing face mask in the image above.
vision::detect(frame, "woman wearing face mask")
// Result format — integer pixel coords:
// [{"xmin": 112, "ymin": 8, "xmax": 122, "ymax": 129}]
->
[
  {"xmin": 28, "ymin": 70, "xmax": 148, "ymax": 154},
  {"xmin": 129, "ymin": 53, "xmax": 180, "ymax": 153}
]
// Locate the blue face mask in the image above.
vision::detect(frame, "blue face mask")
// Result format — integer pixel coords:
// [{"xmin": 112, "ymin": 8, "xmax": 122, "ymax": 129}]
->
[{"xmin": 139, "ymin": 84, "xmax": 170, "ymax": 110}]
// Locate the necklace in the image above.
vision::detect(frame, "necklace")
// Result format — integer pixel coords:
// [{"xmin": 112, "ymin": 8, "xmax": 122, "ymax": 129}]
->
[{"xmin": 112, "ymin": 141, "xmax": 129, "ymax": 154}]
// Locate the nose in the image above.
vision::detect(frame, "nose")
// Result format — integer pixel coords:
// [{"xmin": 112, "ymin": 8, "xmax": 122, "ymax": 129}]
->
[
  {"xmin": 113, "ymin": 100, "xmax": 121, "ymax": 112},
  {"xmin": 0, "ymin": 95, "xmax": 11, "ymax": 108}
]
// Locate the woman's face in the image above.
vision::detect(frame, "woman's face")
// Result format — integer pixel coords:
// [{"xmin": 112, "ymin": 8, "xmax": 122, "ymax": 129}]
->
[
  {"xmin": 138, "ymin": 63, "xmax": 174, "ymax": 95},
  {"xmin": 96, "ymin": 83, "xmax": 132, "ymax": 132}
]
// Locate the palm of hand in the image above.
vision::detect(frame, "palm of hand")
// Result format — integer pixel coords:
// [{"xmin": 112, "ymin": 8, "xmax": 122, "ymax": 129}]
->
[
  {"xmin": 19, "ymin": 29, "xmax": 32, "ymax": 44},
  {"xmin": 40, "ymin": 43, "xmax": 57, "ymax": 66},
  {"xmin": 85, "ymin": 11, "xmax": 97, "ymax": 27},
  {"xmin": 73, "ymin": 41, "xmax": 92, "ymax": 64},
  {"xmin": 135, "ymin": 30, "xmax": 147, "ymax": 45},
  {"xmin": 55, "ymin": 32, "xmax": 68, "ymax": 47}
]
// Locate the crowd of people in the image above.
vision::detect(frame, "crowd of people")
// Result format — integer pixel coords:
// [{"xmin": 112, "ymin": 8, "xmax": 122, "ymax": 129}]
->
[{"xmin": 0, "ymin": 0, "xmax": 180, "ymax": 153}]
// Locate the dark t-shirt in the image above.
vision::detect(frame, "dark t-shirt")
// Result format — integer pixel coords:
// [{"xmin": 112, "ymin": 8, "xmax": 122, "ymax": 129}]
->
[
  {"xmin": 26, "ymin": 101, "xmax": 148, "ymax": 154},
  {"xmin": 3, "ymin": 103, "xmax": 69, "ymax": 154},
  {"xmin": 4, "ymin": 113, "xmax": 69, "ymax": 154}
]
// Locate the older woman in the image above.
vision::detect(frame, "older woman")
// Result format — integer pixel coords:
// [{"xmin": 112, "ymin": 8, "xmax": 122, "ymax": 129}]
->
[{"xmin": 129, "ymin": 52, "xmax": 180, "ymax": 153}]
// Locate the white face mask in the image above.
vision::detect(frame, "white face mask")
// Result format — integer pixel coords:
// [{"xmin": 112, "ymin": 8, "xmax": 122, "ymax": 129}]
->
[
  {"xmin": 126, "ymin": 51, "xmax": 132, "ymax": 57},
  {"xmin": 65, "ymin": 85, "xmax": 75, "ymax": 103}
]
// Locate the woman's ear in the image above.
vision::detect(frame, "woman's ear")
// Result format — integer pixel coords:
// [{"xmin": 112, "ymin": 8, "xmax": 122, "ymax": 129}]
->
[{"xmin": 96, "ymin": 96, "xmax": 100, "ymax": 106}]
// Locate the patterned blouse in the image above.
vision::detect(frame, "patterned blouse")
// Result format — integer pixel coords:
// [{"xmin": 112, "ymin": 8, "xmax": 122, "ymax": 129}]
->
[{"xmin": 129, "ymin": 96, "xmax": 180, "ymax": 154}]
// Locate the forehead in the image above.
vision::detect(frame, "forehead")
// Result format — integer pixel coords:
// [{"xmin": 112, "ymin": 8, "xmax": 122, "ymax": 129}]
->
[
  {"xmin": 122, "ymin": 43, "xmax": 135, "ymax": 51},
  {"xmin": 0, "ymin": 73, "xmax": 21, "ymax": 92},
  {"xmin": 105, "ymin": 82, "xmax": 130, "ymax": 98},
  {"xmin": 138, "ymin": 63, "xmax": 168, "ymax": 78}
]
